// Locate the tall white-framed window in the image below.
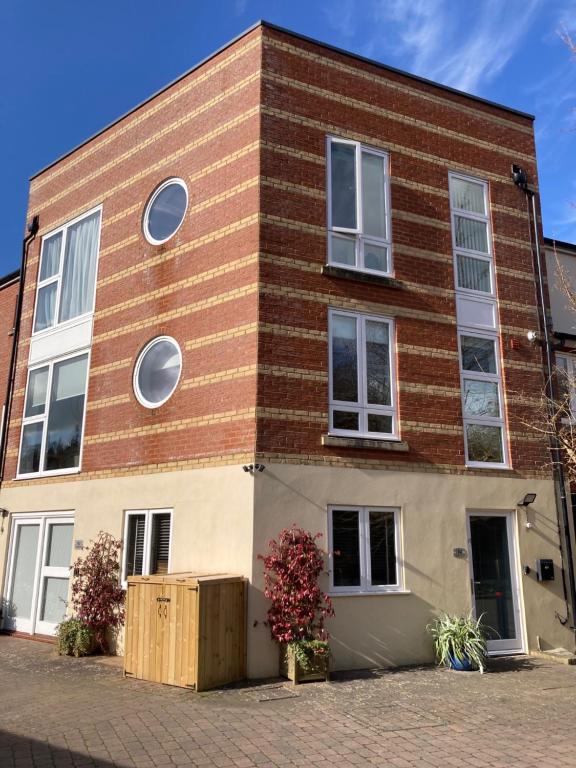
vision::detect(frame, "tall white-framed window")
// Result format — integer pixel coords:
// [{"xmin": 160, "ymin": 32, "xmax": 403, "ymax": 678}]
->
[
  {"xmin": 122, "ymin": 509, "xmax": 173, "ymax": 585},
  {"xmin": 556, "ymin": 354, "xmax": 576, "ymax": 419},
  {"xmin": 328, "ymin": 506, "xmax": 402, "ymax": 594},
  {"xmin": 327, "ymin": 137, "xmax": 392, "ymax": 276},
  {"xmin": 33, "ymin": 207, "xmax": 102, "ymax": 335},
  {"xmin": 459, "ymin": 331, "xmax": 507, "ymax": 467},
  {"xmin": 449, "ymin": 174, "xmax": 494, "ymax": 296},
  {"xmin": 17, "ymin": 351, "xmax": 90, "ymax": 478},
  {"xmin": 328, "ymin": 309, "xmax": 397, "ymax": 439}
]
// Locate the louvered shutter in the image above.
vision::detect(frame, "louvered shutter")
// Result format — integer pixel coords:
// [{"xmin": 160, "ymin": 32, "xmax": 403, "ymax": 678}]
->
[
  {"xmin": 150, "ymin": 513, "xmax": 171, "ymax": 574},
  {"xmin": 126, "ymin": 514, "xmax": 146, "ymax": 576}
]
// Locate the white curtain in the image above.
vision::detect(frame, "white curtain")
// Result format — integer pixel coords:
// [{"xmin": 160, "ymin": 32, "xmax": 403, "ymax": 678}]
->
[
  {"xmin": 34, "ymin": 283, "xmax": 57, "ymax": 331},
  {"xmin": 39, "ymin": 232, "xmax": 62, "ymax": 281},
  {"xmin": 59, "ymin": 211, "xmax": 100, "ymax": 322},
  {"xmin": 457, "ymin": 254, "xmax": 490, "ymax": 292}
]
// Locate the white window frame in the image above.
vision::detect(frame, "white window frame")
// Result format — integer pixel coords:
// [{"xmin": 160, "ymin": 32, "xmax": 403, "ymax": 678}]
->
[
  {"xmin": 326, "ymin": 137, "xmax": 393, "ymax": 277},
  {"xmin": 327, "ymin": 505, "xmax": 403, "ymax": 594},
  {"xmin": 32, "ymin": 206, "xmax": 102, "ymax": 337},
  {"xmin": 121, "ymin": 508, "xmax": 173, "ymax": 587},
  {"xmin": 555, "ymin": 353, "xmax": 576, "ymax": 420},
  {"xmin": 17, "ymin": 349, "xmax": 91, "ymax": 479},
  {"xmin": 143, "ymin": 178, "xmax": 188, "ymax": 245},
  {"xmin": 458, "ymin": 330, "xmax": 508, "ymax": 469},
  {"xmin": 448, "ymin": 173, "xmax": 494, "ymax": 298},
  {"xmin": 328, "ymin": 309, "xmax": 398, "ymax": 439}
]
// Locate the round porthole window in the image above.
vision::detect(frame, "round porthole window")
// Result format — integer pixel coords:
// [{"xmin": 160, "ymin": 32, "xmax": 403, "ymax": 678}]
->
[
  {"xmin": 143, "ymin": 178, "xmax": 188, "ymax": 245},
  {"xmin": 134, "ymin": 337, "xmax": 182, "ymax": 408}
]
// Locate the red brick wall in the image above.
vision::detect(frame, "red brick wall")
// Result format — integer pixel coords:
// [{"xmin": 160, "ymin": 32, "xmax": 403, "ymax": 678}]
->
[
  {"xmin": 3, "ymin": 29, "xmax": 263, "ymax": 483},
  {"xmin": 3, "ymin": 23, "xmax": 551, "ymax": 484},
  {"xmin": 0, "ymin": 277, "xmax": 19, "ymax": 430},
  {"xmin": 256, "ymin": 26, "xmax": 548, "ymax": 476}
]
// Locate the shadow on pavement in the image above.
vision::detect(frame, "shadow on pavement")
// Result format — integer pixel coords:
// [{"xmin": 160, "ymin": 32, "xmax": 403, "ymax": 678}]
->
[{"xmin": 0, "ymin": 729, "xmax": 124, "ymax": 768}]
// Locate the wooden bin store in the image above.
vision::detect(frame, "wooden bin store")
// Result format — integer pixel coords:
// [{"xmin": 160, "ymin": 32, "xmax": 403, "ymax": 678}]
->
[{"xmin": 124, "ymin": 573, "xmax": 246, "ymax": 691}]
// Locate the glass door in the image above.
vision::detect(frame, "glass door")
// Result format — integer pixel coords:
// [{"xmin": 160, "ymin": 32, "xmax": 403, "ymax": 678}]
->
[
  {"xmin": 468, "ymin": 512, "xmax": 523, "ymax": 653},
  {"xmin": 3, "ymin": 515, "xmax": 73, "ymax": 636},
  {"xmin": 4, "ymin": 520, "xmax": 42, "ymax": 633},
  {"xmin": 35, "ymin": 520, "xmax": 74, "ymax": 635}
]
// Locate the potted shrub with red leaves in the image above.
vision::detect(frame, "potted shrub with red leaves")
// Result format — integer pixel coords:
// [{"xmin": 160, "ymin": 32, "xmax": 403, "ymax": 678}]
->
[
  {"xmin": 259, "ymin": 525, "xmax": 334, "ymax": 683},
  {"xmin": 68, "ymin": 531, "xmax": 125, "ymax": 654}
]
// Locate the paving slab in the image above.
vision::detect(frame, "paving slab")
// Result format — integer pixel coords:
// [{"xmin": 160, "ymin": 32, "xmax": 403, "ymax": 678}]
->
[{"xmin": 1, "ymin": 636, "xmax": 576, "ymax": 766}]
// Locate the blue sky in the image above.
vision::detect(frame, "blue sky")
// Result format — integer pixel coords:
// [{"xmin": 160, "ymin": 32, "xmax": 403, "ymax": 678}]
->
[{"xmin": 1, "ymin": 0, "xmax": 575, "ymax": 276}]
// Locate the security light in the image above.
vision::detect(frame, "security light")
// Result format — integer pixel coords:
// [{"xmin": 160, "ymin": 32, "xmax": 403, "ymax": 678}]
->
[{"xmin": 518, "ymin": 493, "xmax": 537, "ymax": 507}]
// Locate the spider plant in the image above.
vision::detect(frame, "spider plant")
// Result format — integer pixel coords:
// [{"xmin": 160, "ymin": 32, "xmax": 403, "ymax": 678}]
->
[{"xmin": 427, "ymin": 612, "xmax": 488, "ymax": 673}]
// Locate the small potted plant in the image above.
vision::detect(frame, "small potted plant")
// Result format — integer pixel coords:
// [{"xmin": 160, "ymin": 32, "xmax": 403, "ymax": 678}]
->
[
  {"xmin": 427, "ymin": 612, "xmax": 488, "ymax": 673},
  {"xmin": 259, "ymin": 525, "xmax": 334, "ymax": 684}
]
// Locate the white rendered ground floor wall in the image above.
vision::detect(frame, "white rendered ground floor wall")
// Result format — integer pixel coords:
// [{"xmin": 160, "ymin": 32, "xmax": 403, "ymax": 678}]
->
[{"xmin": 0, "ymin": 464, "xmax": 573, "ymax": 677}]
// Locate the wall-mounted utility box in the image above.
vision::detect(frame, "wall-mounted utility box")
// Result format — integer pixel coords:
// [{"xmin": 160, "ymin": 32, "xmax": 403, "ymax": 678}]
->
[
  {"xmin": 124, "ymin": 572, "xmax": 246, "ymax": 691},
  {"xmin": 536, "ymin": 559, "xmax": 554, "ymax": 582}
]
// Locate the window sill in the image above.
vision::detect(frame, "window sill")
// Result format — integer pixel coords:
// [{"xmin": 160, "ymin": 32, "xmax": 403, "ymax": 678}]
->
[
  {"xmin": 330, "ymin": 590, "xmax": 412, "ymax": 597},
  {"xmin": 322, "ymin": 434, "xmax": 409, "ymax": 452},
  {"xmin": 16, "ymin": 468, "xmax": 81, "ymax": 480},
  {"xmin": 322, "ymin": 264, "xmax": 403, "ymax": 289}
]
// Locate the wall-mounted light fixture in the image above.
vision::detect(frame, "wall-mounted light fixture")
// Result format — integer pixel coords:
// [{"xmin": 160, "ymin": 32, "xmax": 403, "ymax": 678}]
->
[
  {"xmin": 518, "ymin": 493, "xmax": 537, "ymax": 507},
  {"xmin": 242, "ymin": 464, "xmax": 266, "ymax": 474},
  {"xmin": 0, "ymin": 508, "xmax": 8, "ymax": 534}
]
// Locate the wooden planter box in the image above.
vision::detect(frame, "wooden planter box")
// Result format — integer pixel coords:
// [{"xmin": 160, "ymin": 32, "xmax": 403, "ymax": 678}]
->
[
  {"xmin": 279, "ymin": 644, "xmax": 330, "ymax": 685},
  {"xmin": 124, "ymin": 572, "xmax": 246, "ymax": 691}
]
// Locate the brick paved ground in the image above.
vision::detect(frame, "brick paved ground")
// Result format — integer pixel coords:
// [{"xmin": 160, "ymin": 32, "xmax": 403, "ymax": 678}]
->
[{"xmin": 2, "ymin": 636, "xmax": 576, "ymax": 767}]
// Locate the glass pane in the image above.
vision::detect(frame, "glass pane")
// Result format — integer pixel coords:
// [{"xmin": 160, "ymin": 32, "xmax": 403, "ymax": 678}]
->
[
  {"xmin": 451, "ymin": 178, "xmax": 486, "ymax": 215},
  {"xmin": 147, "ymin": 182, "xmax": 188, "ymax": 242},
  {"xmin": 470, "ymin": 516, "xmax": 516, "ymax": 640},
  {"xmin": 556, "ymin": 358, "xmax": 571, "ymax": 406},
  {"xmin": 34, "ymin": 283, "xmax": 57, "ymax": 332},
  {"xmin": 369, "ymin": 510, "xmax": 396, "ymax": 586},
  {"xmin": 333, "ymin": 410, "xmax": 359, "ymax": 431},
  {"xmin": 455, "ymin": 216, "xmax": 488, "ymax": 253},
  {"xmin": 330, "ymin": 142, "xmax": 357, "ymax": 230},
  {"xmin": 59, "ymin": 211, "xmax": 101, "ymax": 323},
  {"xmin": 137, "ymin": 340, "xmax": 181, "ymax": 406},
  {"xmin": 367, "ymin": 413, "xmax": 392, "ymax": 433},
  {"xmin": 361, "ymin": 152, "xmax": 386, "ymax": 239},
  {"xmin": 44, "ymin": 355, "xmax": 88, "ymax": 471},
  {"xmin": 126, "ymin": 515, "xmax": 146, "ymax": 577},
  {"xmin": 331, "ymin": 315, "xmax": 358, "ymax": 402},
  {"xmin": 39, "ymin": 233, "xmax": 62, "ymax": 281},
  {"xmin": 364, "ymin": 243, "xmax": 388, "ymax": 273},
  {"xmin": 150, "ymin": 514, "xmax": 171, "ymax": 575},
  {"xmin": 24, "ymin": 367, "xmax": 49, "ymax": 418},
  {"xmin": 46, "ymin": 523, "xmax": 73, "ymax": 568},
  {"xmin": 463, "ymin": 380, "xmax": 500, "ymax": 418},
  {"xmin": 366, "ymin": 320, "xmax": 390, "ymax": 405},
  {"xmin": 331, "ymin": 234, "xmax": 356, "ymax": 266},
  {"xmin": 461, "ymin": 336, "xmax": 497, "ymax": 374},
  {"xmin": 457, "ymin": 254, "xmax": 491, "ymax": 292},
  {"xmin": 8, "ymin": 524, "xmax": 40, "ymax": 620},
  {"xmin": 19, "ymin": 423, "xmax": 44, "ymax": 474},
  {"xmin": 39, "ymin": 577, "xmax": 69, "ymax": 624},
  {"xmin": 466, "ymin": 424, "xmax": 504, "ymax": 463},
  {"xmin": 332, "ymin": 510, "xmax": 361, "ymax": 587}
]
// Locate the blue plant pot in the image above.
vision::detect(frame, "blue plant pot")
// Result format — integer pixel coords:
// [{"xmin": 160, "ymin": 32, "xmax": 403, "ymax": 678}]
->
[{"xmin": 449, "ymin": 655, "xmax": 475, "ymax": 671}]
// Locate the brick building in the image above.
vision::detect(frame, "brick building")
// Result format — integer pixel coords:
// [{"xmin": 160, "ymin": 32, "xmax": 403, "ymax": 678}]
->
[
  {"xmin": 0, "ymin": 22, "xmax": 573, "ymax": 675},
  {"xmin": 0, "ymin": 270, "xmax": 20, "ymax": 450}
]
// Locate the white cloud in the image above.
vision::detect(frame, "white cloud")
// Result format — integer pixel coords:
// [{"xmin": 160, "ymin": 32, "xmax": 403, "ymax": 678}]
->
[
  {"xmin": 324, "ymin": 0, "xmax": 544, "ymax": 94},
  {"xmin": 366, "ymin": 0, "xmax": 544, "ymax": 93}
]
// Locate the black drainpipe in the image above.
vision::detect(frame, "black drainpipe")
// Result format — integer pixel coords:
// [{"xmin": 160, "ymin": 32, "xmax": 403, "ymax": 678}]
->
[
  {"xmin": 0, "ymin": 215, "xmax": 39, "ymax": 484},
  {"xmin": 512, "ymin": 165, "xmax": 576, "ymax": 633}
]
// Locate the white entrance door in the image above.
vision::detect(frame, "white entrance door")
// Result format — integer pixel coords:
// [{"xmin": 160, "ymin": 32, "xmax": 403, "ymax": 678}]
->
[
  {"xmin": 3, "ymin": 515, "xmax": 74, "ymax": 636},
  {"xmin": 468, "ymin": 511, "xmax": 524, "ymax": 654}
]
